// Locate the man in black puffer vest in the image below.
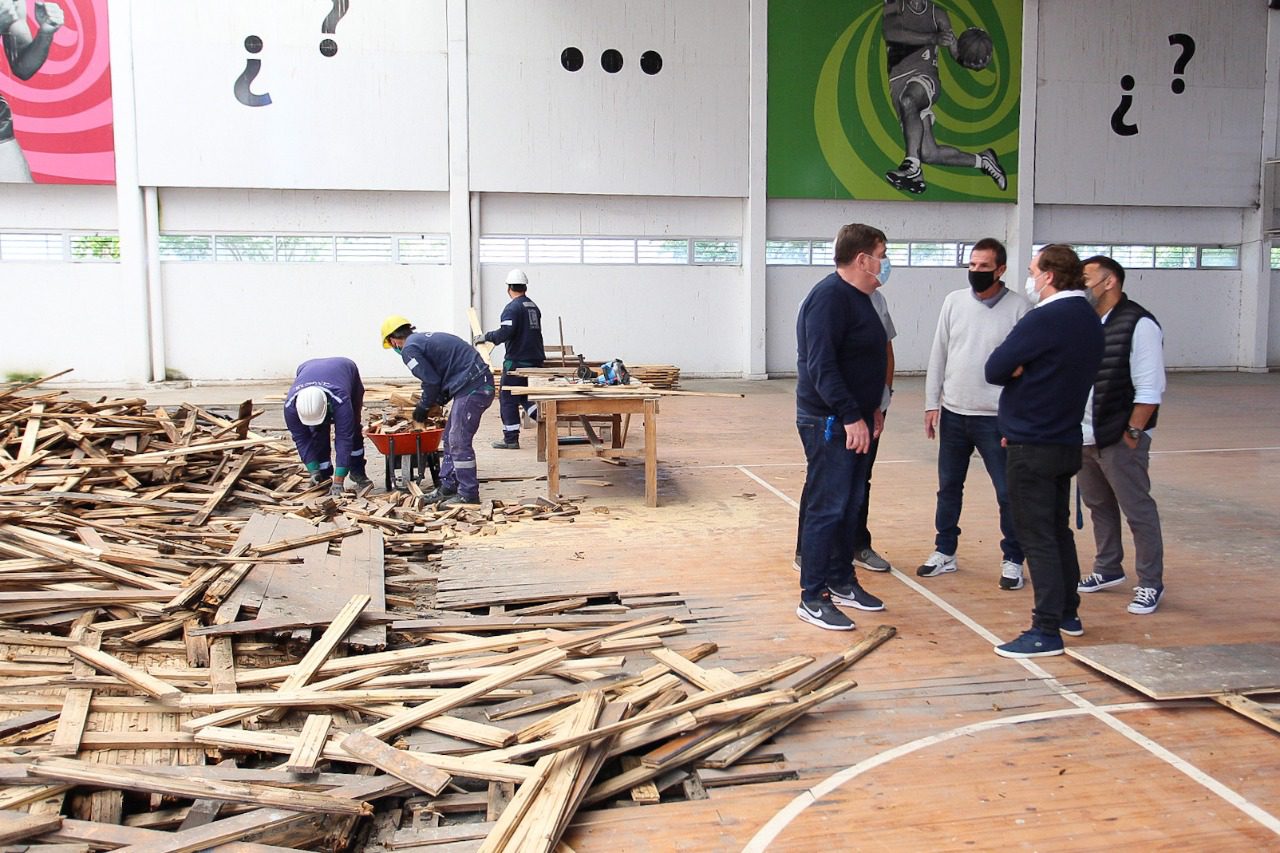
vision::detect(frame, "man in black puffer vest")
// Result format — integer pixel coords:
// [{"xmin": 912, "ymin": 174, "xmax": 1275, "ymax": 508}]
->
[{"xmin": 1075, "ymin": 256, "xmax": 1167, "ymax": 616}]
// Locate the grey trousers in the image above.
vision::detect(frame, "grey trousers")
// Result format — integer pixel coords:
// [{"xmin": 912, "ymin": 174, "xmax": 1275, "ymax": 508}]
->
[{"xmin": 1078, "ymin": 433, "xmax": 1165, "ymax": 589}]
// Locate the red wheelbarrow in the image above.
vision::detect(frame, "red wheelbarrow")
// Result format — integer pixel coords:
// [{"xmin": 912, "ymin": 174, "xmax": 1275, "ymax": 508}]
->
[{"xmin": 367, "ymin": 428, "xmax": 444, "ymax": 491}]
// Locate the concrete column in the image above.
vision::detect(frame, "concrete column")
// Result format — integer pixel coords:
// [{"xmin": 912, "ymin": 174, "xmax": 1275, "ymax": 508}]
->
[
  {"xmin": 143, "ymin": 186, "xmax": 165, "ymax": 381},
  {"xmin": 446, "ymin": 0, "xmax": 472, "ymax": 337},
  {"xmin": 1008, "ymin": 0, "xmax": 1038, "ymax": 276},
  {"xmin": 1238, "ymin": 8, "xmax": 1279, "ymax": 371},
  {"xmin": 107, "ymin": 0, "xmax": 152, "ymax": 381},
  {"xmin": 742, "ymin": 0, "xmax": 769, "ymax": 379}
]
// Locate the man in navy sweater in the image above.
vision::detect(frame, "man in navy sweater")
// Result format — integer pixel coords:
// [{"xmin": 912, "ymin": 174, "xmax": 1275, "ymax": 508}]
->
[
  {"xmin": 985, "ymin": 245, "xmax": 1103, "ymax": 657},
  {"xmin": 793, "ymin": 223, "xmax": 890, "ymax": 631}
]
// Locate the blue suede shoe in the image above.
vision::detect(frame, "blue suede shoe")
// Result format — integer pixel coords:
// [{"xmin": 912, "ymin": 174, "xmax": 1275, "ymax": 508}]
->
[
  {"xmin": 1060, "ymin": 616, "xmax": 1084, "ymax": 637},
  {"xmin": 994, "ymin": 628, "xmax": 1065, "ymax": 659}
]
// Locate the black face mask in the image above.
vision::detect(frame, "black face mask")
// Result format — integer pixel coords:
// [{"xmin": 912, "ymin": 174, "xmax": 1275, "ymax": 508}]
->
[{"xmin": 968, "ymin": 269, "xmax": 997, "ymax": 292}]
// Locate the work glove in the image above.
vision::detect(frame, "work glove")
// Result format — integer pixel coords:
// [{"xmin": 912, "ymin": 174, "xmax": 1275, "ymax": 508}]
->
[
  {"xmin": 412, "ymin": 402, "xmax": 430, "ymax": 424},
  {"xmin": 328, "ymin": 482, "xmax": 345, "ymax": 498},
  {"xmin": 309, "ymin": 471, "xmax": 331, "ymax": 487},
  {"xmin": 472, "ymin": 334, "xmax": 487, "ymax": 346}
]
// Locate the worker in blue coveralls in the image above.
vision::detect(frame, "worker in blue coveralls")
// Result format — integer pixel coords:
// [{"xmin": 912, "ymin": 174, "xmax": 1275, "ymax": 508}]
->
[
  {"xmin": 283, "ymin": 357, "xmax": 372, "ymax": 497},
  {"xmin": 475, "ymin": 268, "xmax": 545, "ymax": 450},
  {"xmin": 381, "ymin": 315, "xmax": 495, "ymax": 507}
]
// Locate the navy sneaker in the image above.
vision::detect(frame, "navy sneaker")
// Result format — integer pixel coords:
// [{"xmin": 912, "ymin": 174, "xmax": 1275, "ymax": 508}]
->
[
  {"xmin": 1127, "ymin": 586, "xmax": 1164, "ymax": 615},
  {"xmin": 796, "ymin": 596, "xmax": 855, "ymax": 631},
  {"xmin": 1060, "ymin": 616, "xmax": 1084, "ymax": 637},
  {"xmin": 994, "ymin": 628, "xmax": 1064, "ymax": 659},
  {"xmin": 827, "ymin": 581, "xmax": 885, "ymax": 612},
  {"xmin": 1078, "ymin": 572, "xmax": 1125, "ymax": 593},
  {"xmin": 792, "ymin": 553, "xmax": 801, "ymax": 573}
]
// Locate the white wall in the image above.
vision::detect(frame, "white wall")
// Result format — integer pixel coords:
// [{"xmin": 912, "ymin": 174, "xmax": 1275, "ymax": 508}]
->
[
  {"xmin": 1271, "ymin": 269, "xmax": 1280, "ymax": 368},
  {"xmin": 157, "ymin": 189, "xmax": 451, "ymax": 233},
  {"xmin": 162, "ymin": 264, "xmax": 453, "ymax": 381},
  {"xmin": 0, "ymin": 184, "xmax": 117, "ymax": 230},
  {"xmin": 477, "ymin": 264, "xmax": 743, "ymax": 374},
  {"xmin": 767, "ymin": 199, "xmax": 1011, "ymax": 244},
  {"xmin": 480, "ymin": 194, "xmax": 741, "ymax": 237},
  {"xmin": 467, "ymin": 0, "xmax": 749, "ymax": 196}
]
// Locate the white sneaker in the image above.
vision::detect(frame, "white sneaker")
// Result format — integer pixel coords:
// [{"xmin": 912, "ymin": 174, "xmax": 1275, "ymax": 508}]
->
[
  {"xmin": 916, "ymin": 551, "xmax": 957, "ymax": 578},
  {"xmin": 999, "ymin": 560, "xmax": 1025, "ymax": 590}
]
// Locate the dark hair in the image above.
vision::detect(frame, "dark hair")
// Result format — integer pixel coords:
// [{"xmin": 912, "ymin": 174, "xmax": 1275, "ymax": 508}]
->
[
  {"xmin": 971, "ymin": 237, "xmax": 1007, "ymax": 268},
  {"xmin": 833, "ymin": 223, "xmax": 887, "ymax": 267},
  {"xmin": 508, "ymin": 282, "xmax": 528, "ymax": 294},
  {"xmin": 390, "ymin": 324, "xmax": 414, "ymax": 340},
  {"xmin": 1082, "ymin": 254, "xmax": 1126, "ymax": 287},
  {"xmin": 1036, "ymin": 244, "xmax": 1084, "ymax": 291}
]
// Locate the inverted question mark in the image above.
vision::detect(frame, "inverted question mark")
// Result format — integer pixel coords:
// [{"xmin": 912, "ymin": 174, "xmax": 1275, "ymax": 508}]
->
[
  {"xmin": 234, "ymin": 35, "xmax": 272, "ymax": 107},
  {"xmin": 1168, "ymin": 33, "xmax": 1195, "ymax": 94},
  {"xmin": 320, "ymin": 0, "xmax": 350, "ymax": 57}
]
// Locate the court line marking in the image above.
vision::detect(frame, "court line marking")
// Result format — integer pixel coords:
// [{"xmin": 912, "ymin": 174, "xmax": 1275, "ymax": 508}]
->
[{"xmin": 735, "ymin": 466, "xmax": 1280, "ymax": 849}]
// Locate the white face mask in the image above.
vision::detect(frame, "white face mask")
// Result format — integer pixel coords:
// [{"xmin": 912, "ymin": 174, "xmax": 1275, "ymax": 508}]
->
[
  {"xmin": 876, "ymin": 256, "xmax": 892, "ymax": 286},
  {"xmin": 1024, "ymin": 273, "xmax": 1042, "ymax": 302}
]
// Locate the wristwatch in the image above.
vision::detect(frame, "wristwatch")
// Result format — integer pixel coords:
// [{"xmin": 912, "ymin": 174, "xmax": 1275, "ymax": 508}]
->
[{"xmin": 1125, "ymin": 426, "xmax": 1143, "ymax": 440}]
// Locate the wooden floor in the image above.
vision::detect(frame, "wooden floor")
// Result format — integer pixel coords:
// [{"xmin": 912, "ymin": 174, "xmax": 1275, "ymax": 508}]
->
[{"xmin": 429, "ymin": 371, "xmax": 1280, "ymax": 851}]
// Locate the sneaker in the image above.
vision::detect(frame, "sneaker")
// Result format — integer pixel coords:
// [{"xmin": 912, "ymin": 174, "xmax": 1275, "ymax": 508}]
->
[
  {"xmin": 421, "ymin": 486, "xmax": 457, "ymax": 504},
  {"xmin": 999, "ymin": 560, "xmax": 1024, "ymax": 590},
  {"xmin": 796, "ymin": 596, "xmax": 855, "ymax": 631},
  {"xmin": 885, "ymin": 160, "xmax": 926, "ymax": 194},
  {"xmin": 827, "ymin": 580, "xmax": 885, "ymax": 612},
  {"xmin": 1060, "ymin": 616, "xmax": 1084, "ymax": 637},
  {"xmin": 491, "ymin": 439, "xmax": 521, "ymax": 450},
  {"xmin": 438, "ymin": 494, "xmax": 481, "ymax": 509},
  {"xmin": 916, "ymin": 551, "xmax": 957, "ymax": 578},
  {"xmin": 1127, "ymin": 586, "xmax": 1164, "ymax": 615},
  {"xmin": 854, "ymin": 547, "xmax": 893, "ymax": 573},
  {"xmin": 994, "ymin": 628, "xmax": 1064, "ymax": 659},
  {"xmin": 347, "ymin": 471, "xmax": 373, "ymax": 490},
  {"xmin": 978, "ymin": 148, "xmax": 1007, "ymax": 190},
  {"xmin": 1078, "ymin": 572, "xmax": 1126, "ymax": 593},
  {"xmin": 792, "ymin": 553, "xmax": 801, "ymax": 573}
]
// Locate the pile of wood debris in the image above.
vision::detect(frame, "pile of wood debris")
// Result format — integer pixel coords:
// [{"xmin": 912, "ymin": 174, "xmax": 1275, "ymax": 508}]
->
[{"xmin": 0, "ymin": 374, "xmax": 892, "ymax": 852}]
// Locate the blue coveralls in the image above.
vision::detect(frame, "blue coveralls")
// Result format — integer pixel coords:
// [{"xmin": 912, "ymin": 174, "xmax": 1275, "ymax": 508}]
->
[
  {"xmin": 481, "ymin": 294, "xmax": 544, "ymax": 441},
  {"xmin": 399, "ymin": 332, "xmax": 495, "ymax": 499},
  {"xmin": 283, "ymin": 357, "xmax": 367, "ymax": 480}
]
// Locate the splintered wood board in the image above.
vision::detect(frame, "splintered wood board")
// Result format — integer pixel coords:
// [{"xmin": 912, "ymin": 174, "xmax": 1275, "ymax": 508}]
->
[{"xmin": 1066, "ymin": 642, "xmax": 1280, "ymax": 700}]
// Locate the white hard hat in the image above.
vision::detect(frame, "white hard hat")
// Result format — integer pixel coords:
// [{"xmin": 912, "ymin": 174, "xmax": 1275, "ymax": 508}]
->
[
  {"xmin": 505, "ymin": 268, "xmax": 529, "ymax": 287},
  {"xmin": 294, "ymin": 386, "xmax": 329, "ymax": 426}
]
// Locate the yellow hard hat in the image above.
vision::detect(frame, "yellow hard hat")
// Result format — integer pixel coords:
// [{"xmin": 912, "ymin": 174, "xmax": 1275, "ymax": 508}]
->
[{"xmin": 380, "ymin": 315, "xmax": 413, "ymax": 349}]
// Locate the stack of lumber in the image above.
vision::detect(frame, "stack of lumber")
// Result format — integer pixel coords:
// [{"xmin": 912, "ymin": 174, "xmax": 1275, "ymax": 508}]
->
[{"xmin": 506, "ymin": 365, "xmax": 681, "ymax": 391}]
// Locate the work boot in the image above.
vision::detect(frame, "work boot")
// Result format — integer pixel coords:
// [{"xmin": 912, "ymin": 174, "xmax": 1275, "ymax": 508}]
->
[
  {"xmin": 439, "ymin": 494, "xmax": 481, "ymax": 509},
  {"xmin": 421, "ymin": 485, "xmax": 457, "ymax": 504},
  {"xmin": 492, "ymin": 438, "xmax": 520, "ymax": 450},
  {"xmin": 347, "ymin": 471, "xmax": 373, "ymax": 490}
]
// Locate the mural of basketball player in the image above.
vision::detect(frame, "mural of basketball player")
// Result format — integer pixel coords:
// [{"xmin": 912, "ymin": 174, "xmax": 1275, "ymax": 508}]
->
[
  {"xmin": 882, "ymin": 0, "xmax": 1005, "ymax": 195},
  {"xmin": 0, "ymin": 0, "xmax": 64, "ymax": 181}
]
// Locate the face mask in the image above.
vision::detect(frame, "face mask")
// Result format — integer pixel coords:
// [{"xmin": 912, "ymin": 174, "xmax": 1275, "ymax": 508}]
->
[
  {"xmin": 875, "ymin": 256, "xmax": 892, "ymax": 286},
  {"xmin": 1085, "ymin": 286, "xmax": 1101, "ymax": 308},
  {"xmin": 1024, "ymin": 274, "xmax": 1041, "ymax": 302},
  {"xmin": 968, "ymin": 269, "xmax": 996, "ymax": 292}
]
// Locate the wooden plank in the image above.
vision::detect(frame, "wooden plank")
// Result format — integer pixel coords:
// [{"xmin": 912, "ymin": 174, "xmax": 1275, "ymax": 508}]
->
[
  {"xmin": 338, "ymin": 731, "xmax": 452, "ymax": 796},
  {"xmin": 285, "ymin": 715, "xmax": 332, "ymax": 775},
  {"xmin": 259, "ymin": 593, "xmax": 371, "ymax": 722},
  {"xmin": 188, "ymin": 451, "xmax": 256, "ymax": 527},
  {"xmin": 341, "ymin": 529, "xmax": 387, "ymax": 649},
  {"xmin": 0, "ymin": 710, "xmax": 60, "ymax": 739},
  {"xmin": 1212, "ymin": 693, "xmax": 1280, "ymax": 734},
  {"xmin": 1066, "ymin": 642, "xmax": 1280, "ymax": 700},
  {"xmin": 0, "ymin": 810, "xmax": 62, "ymax": 845},
  {"xmin": 66, "ymin": 645, "xmax": 183, "ymax": 703}
]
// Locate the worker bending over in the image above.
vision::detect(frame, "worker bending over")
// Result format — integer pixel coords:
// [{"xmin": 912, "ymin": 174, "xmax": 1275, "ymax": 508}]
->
[
  {"xmin": 284, "ymin": 357, "xmax": 371, "ymax": 497},
  {"xmin": 475, "ymin": 268, "xmax": 545, "ymax": 449},
  {"xmin": 382, "ymin": 316, "xmax": 495, "ymax": 506}
]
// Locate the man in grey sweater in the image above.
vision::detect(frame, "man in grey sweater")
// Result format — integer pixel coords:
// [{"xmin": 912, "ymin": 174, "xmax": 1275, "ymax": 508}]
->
[{"xmin": 919, "ymin": 238, "xmax": 1031, "ymax": 588}]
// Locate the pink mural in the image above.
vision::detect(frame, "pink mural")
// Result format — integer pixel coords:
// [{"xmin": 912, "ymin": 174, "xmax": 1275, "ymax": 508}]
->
[{"xmin": 0, "ymin": 0, "xmax": 113, "ymax": 184}]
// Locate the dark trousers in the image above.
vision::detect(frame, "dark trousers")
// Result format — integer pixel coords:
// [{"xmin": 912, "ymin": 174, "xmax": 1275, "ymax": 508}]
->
[
  {"xmin": 1006, "ymin": 443, "xmax": 1083, "ymax": 633},
  {"xmin": 498, "ymin": 362, "xmax": 540, "ymax": 439},
  {"xmin": 795, "ymin": 434, "xmax": 879, "ymax": 557},
  {"xmin": 935, "ymin": 408, "xmax": 1023, "ymax": 563},
  {"xmin": 796, "ymin": 413, "xmax": 871, "ymax": 601},
  {"xmin": 298, "ymin": 418, "xmax": 367, "ymax": 478},
  {"xmin": 440, "ymin": 373, "xmax": 495, "ymax": 499}
]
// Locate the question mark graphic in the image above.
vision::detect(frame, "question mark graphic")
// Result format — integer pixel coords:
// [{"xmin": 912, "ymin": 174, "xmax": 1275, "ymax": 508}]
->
[
  {"xmin": 1110, "ymin": 75, "xmax": 1138, "ymax": 137},
  {"xmin": 1168, "ymin": 33, "xmax": 1195, "ymax": 94},
  {"xmin": 234, "ymin": 35, "xmax": 272, "ymax": 107},
  {"xmin": 320, "ymin": 0, "xmax": 350, "ymax": 57}
]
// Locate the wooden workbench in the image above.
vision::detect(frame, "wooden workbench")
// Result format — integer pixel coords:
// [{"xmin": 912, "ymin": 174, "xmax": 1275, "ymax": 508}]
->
[{"xmin": 535, "ymin": 395, "xmax": 660, "ymax": 507}]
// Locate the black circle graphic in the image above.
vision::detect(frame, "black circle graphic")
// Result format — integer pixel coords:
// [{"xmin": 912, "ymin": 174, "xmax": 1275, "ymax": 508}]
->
[
  {"xmin": 601, "ymin": 49, "xmax": 623, "ymax": 74},
  {"xmin": 320, "ymin": 38, "xmax": 338, "ymax": 58},
  {"xmin": 1120, "ymin": 74, "xmax": 1135, "ymax": 91},
  {"xmin": 561, "ymin": 47, "xmax": 584, "ymax": 72},
  {"xmin": 640, "ymin": 50, "xmax": 663, "ymax": 75},
  {"xmin": 244, "ymin": 35, "xmax": 263, "ymax": 54}
]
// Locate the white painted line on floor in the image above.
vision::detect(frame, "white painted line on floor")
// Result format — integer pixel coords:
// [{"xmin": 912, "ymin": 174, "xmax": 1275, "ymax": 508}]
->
[
  {"xmin": 1152, "ymin": 445, "xmax": 1280, "ymax": 455},
  {"xmin": 740, "ymin": 471, "xmax": 1280, "ymax": 848}
]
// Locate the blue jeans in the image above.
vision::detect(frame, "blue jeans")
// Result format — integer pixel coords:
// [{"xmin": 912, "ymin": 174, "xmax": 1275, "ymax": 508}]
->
[
  {"xmin": 795, "ymin": 433, "xmax": 878, "ymax": 557},
  {"xmin": 796, "ymin": 412, "xmax": 872, "ymax": 601},
  {"xmin": 498, "ymin": 360, "xmax": 540, "ymax": 440},
  {"xmin": 440, "ymin": 373, "xmax": 495, "ymax": 499},
  {"xmin": 935, "ymin": 408, "xmax": 1023, "ymax": 564}
]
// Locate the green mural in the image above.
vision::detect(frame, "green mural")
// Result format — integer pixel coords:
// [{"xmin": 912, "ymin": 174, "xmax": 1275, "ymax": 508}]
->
[{"xmin": 768, "ymin": 0, "xmax": 1021, "ymax": 202}]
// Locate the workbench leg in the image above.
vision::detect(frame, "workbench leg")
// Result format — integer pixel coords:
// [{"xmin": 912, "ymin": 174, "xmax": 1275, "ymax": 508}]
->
[
  {"xmin": 546, "ymin": 399, "xmax": 560, "ymax": 499},
  {"xmin": 537, "ymin": 409, "xmax": 547, "ymax": 463},
  {"xmin": 644, "ymin": 399, "xmax": 658, "ymax": 507}
]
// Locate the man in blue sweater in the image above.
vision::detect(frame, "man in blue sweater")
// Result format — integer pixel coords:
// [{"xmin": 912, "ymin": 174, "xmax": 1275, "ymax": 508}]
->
[
  {"xmin": 984, "ymin": 245, "xmax": 1103, "ymax": 658},
  {"xmin": 793, "ymin": 223, "xmax": 890, "ymax": 631},
  {"xmin": 382, "ymin": 317, "xmax": 495, "ymax": 507}
]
